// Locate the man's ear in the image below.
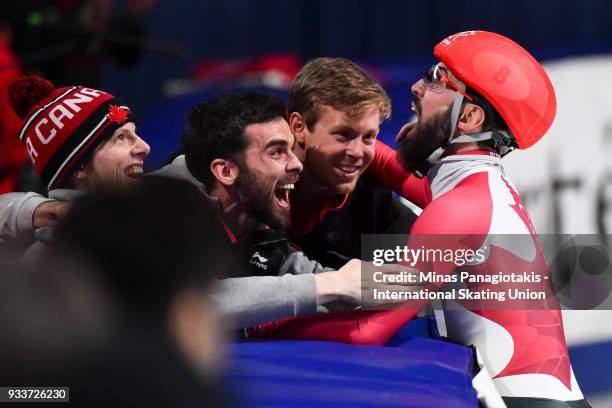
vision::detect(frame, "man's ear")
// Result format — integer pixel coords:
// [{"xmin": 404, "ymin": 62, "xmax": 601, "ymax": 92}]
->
[
  {"xmin": 289, "ymin": 112, "xmax": 307, "ymax": 144},
  {"xmin": 457, "ymin": 103, "xmax": 485, "ymax": 134},
  {"xmin": 210, "ymin": 159, "xmax": 240, "ymax": 186}
]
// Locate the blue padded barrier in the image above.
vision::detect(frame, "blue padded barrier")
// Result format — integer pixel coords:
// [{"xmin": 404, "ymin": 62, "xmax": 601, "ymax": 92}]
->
[{"xmin": 226, "ymin": 336, "xmax": 477, "ymax": 408}]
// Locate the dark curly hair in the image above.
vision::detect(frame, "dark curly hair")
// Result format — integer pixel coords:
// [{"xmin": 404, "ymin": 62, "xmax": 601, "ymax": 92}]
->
[{"xmin": 181, "ymin": 92, "xmax": 287, "ymax": 191}]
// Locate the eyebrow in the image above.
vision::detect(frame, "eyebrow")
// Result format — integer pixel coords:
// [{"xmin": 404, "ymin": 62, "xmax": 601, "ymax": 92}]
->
[
  {"xmin": 329, "ymin": 125, "xmax": 356, "ymax": 135},
  {"xmin": 264, "ymin": 139, "xmax": 290, "ymax": 149},
  {"xmin": 330, "ymin": 125, "xmax": 379, "ymax": 137}
]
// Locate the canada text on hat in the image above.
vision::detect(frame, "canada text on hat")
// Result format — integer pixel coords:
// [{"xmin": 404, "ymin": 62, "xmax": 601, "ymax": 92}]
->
[{"xmin": 10, "ymin": 77, "xmax": 134, "ymax": 190}]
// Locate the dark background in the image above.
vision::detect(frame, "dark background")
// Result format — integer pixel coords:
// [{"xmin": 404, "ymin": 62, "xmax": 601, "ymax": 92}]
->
[{"xmin": 102, "ymin": 0, "xmax": 612, "ymax": 115}]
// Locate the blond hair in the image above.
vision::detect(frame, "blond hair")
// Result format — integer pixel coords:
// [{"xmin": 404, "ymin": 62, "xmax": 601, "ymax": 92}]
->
[{"xmin": 288, "ymin": 57, "xmax": 391, "ymax": 130}]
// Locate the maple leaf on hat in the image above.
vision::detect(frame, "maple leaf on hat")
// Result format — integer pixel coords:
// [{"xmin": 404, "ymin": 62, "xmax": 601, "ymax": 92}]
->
[{"xmin": 107, "ymin": 105, "xmax": 129, "ymax": 124}]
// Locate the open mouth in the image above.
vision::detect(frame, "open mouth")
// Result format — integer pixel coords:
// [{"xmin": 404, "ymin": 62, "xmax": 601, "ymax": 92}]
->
[
  {"xmin": 334, "ymin": 164, "xmax": 361, "ymax": 183},
  {"xmin": 125, "ymin": 164, "xmax": 144, "ymax": 178},
  {"xmin": 411, "ymin": 103, "xmax": 420, "ymax": 120},
  {"xmin": 335, "ymin": 164, "xmax": 360, "ymax": 176},
  {"xmin": 273, "ymin": 182, "xmax": 294, "ymax": 208}
]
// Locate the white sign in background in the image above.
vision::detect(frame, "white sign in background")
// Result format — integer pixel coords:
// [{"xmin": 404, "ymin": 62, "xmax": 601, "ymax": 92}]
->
[
  {"xmin": 504, "ymin": 56, "xmax": 612, "ymax": 236},
  {"xmin": 504, "ymin": 56, "xmax": 612, "ymax": 346}
]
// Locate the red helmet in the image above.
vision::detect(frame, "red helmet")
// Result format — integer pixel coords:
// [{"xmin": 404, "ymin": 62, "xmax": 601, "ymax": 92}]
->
[{"xmin": 434, "ymin": 31, "xmax": 556, "ymax": 149}]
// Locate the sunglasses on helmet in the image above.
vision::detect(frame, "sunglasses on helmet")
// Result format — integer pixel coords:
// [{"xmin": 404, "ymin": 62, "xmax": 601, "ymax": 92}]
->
[{"xmin": 422, "ymin": 63, "xmax": 473, "ymax": 102}]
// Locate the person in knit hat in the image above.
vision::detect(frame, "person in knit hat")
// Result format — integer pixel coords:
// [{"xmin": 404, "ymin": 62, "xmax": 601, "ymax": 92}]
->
[
  {"xmin": 0, "ymin": 75, "xmax": 149, "ymax": 256},
  {"xmin": 10, "ymin": 75, "xmax": 150, "ymax": 191}
]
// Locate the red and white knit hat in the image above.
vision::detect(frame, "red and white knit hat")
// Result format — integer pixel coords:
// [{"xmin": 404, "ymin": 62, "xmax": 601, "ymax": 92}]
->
[{"xmin": 9, "ymin": 76, "xmax": 136, "ymax": 190}]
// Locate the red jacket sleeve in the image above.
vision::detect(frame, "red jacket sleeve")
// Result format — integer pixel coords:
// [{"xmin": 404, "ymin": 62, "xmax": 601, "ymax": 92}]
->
[
  {"xmin": 365, "ymin": 140, "xmax": 432, "ymax": 209},
  {"xmin": 247, "ymin": 309, "xmax": 418, "ymax": 346}
]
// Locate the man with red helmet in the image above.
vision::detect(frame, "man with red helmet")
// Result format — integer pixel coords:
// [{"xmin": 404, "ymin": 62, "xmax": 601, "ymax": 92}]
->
[
  {"xmin": 396, "ymin": 30, "xmax": 587, "ymax": 407},
  {"xmin": 250, "ymin": 31, "xmax": 588, "ymax": 407}
]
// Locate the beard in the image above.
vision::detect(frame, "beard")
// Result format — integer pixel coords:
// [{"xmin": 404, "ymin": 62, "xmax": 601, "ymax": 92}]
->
[
  {"xmin": 397, "ymin": 106, "xmax": 451, "ymax": 173},
  {"xmin": 235, "ymin": 167, "xmax": 287, "ymax": 230}
]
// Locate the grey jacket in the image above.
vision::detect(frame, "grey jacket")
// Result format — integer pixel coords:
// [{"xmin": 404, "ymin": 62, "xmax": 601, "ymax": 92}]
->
[
  {"xmin": 0, "ymin": 189, "xmax": 83, "ymax": 257},
  {"xmin": 0, "ymin": 156, "xmax": 329, "ymax": 328}
]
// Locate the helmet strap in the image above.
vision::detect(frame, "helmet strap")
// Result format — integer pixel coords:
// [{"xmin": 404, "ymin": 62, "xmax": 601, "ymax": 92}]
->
[
  {"xmin": 412, "ymin": 78, "xmax": 517, "ymax": 178},
  {"xmin": 414, "ymin": 80, "xmax": 466, "ymax": 179},
  {"xmin": 450, "ymin": 130, "xmax": 516, "ymax": 156},
  {"xmin": 449, "ymin": 88, "xmax": 466, "ymax": 140}
]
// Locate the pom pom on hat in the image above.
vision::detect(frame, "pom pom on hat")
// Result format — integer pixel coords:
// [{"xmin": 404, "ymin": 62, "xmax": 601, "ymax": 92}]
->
[{"xmin": 9, "ymin": 75, "xmax": 55, "ymax": 119}]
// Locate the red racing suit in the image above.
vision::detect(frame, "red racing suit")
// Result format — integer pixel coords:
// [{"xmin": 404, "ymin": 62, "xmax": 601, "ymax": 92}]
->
[{"xmin": 249, "ymin": 147, "xmax": 584, "ymax": 400}]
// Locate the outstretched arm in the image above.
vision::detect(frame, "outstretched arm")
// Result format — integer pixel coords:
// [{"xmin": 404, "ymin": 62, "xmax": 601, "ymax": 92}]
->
[{"xmin": 244, "ymin": 179, "xmax": 492, "ymax": 345}]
